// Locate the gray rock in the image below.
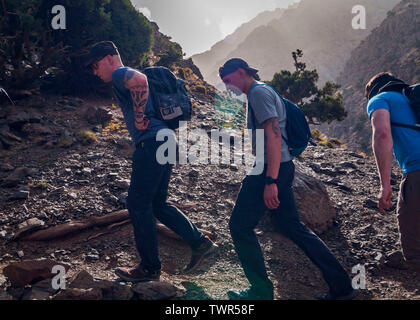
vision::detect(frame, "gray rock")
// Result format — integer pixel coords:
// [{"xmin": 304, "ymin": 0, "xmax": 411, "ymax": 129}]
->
[
  {"xmin": 7, "ymin": 112, "xmax": 29, "ymax": 129},
  {"xmin": 291, "ymin": 163, "xmax": 337, "ymax": 233},
  {"xmin": 385, "ymin": 251, "xmax": 409, "ymax": 270},
  {"xmin": 85, "ymin": 254, "xmax": 99, "ymax": 262},
  {"xmin": 21, "ymin": 123, "xmax": 53, "ymax": 136},
  {"xmin": 84, "ymin": 106, "xmax": 113, "ymax": 125},
  {"xmin": 114, "ymin": 179, "xmax": 130, "ymax": 190},
  {"xmin": 3, "ymin": 167, "xmax": 37, "ymax": 187},
  {"xmin": 13, "ymin": 218, "xmax": 45, "ymax": 239},
  {"xmin": 132, "ymin": 281, "xmax": 186, "ymax": 300},
  {"xmin": 363, "ymin": 199, "xmax": 378, "ymax": 209},
  {"xmin": 339, "ymin": 161, "xmax": 358, "ymax": 169},
  {"xmin": 3, "ymin": 259, "xmax": 70, "ymax": 287},
  {"xmin": 9, "ymin": 190, "xmax": 29, "ymax": 201},
  {"xmin": 53, "ymin": 270, "xmax": 133, "ymax": 300},
  {"xmin": 107, "ymin": 172, "xmax": 119, "ymax": 180},
  {"xmin": 308, "ymin": 163, "xmax": 321, "ymax": 173}
]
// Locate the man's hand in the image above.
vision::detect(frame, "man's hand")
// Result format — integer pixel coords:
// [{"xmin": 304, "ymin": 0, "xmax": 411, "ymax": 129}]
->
[
  {"xmin": 264, "ymin": 184, "xmax": 280, "ymax": 209},
  {"xmin": 378, "ymin": 184, "xmax": 392, "ymax": 214}
]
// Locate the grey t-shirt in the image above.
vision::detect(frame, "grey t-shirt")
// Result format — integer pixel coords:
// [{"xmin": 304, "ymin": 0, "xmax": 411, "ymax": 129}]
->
[{"xmin": 247, "ymin": 81, "xmax": 293, "ymax": 163}]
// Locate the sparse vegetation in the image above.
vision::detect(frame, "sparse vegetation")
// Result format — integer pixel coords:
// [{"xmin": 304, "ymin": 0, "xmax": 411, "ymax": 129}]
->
[
  {"xmin": 194, "ymin": 85, "xmax": 207, "ymax": 95},
  {"xmin": 77, "ymin": 129, "xmax": 97, "ymax": 145}
]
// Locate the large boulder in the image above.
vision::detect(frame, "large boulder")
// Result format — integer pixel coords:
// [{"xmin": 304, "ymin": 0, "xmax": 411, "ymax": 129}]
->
[
  {"xmin": 292, "ymin": 162, "xmax": 336, "ymax": 233},
  {"xmin": 2, "ymin": 167, "xmax": 37, "ymax": 188},
  {"xmin": 52, "ymin": 270, "xmax": 133, "ymax": 300},
  {"xmin": 3, "ymin": 259, "xmax": 70, "ymax": 287}
]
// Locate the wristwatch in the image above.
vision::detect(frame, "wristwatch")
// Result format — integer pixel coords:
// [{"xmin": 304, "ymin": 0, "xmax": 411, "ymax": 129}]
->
[{"xmin": 265, "ymin": 176, "xmax": 278, "ymax": 185}]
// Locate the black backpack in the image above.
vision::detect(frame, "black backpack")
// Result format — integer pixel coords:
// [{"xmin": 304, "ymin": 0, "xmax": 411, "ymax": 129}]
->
[
  {"xmin": 249, "ymin": 83, "xmax": 311, "ymax": 157},
  {"xmin": 377, "ymin": 81, "xmax": 420, "ymax": 132},
  {"xmin": 143, "ymin": 66, "xmax": 192, "ymax": 130}
]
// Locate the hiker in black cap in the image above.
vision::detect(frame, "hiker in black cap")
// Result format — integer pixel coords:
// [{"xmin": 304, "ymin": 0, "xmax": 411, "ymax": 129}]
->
[
  {"xmin": 219, "ymin": 58, "xmax": 356, "ymax": 300},
  {"xmin": 84, "ymin": 41, "xmax": 218, "ymax": 282}
]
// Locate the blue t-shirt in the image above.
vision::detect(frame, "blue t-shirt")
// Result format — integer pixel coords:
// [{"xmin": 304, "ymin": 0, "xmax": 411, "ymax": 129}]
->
[
  {"xmin": 367, "ymin": 91, "xmax": 420, "ymax": 174},
  {"xmin": 112, "ymin": 67, "xmax": 168, "ymax": 145}
]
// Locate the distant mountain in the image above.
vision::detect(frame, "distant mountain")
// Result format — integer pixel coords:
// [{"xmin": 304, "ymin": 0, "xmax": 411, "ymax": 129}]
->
[
  {"xmin": 191, "ymin": 6, "xmax": 289, "ymax": 84},
  {"xmin": 194, "ymin": 0, "xmax": 400, "ymax": 87},
  {"xmin": 322, "ymin": 0, "xmax": 420, "ymax": 151}
]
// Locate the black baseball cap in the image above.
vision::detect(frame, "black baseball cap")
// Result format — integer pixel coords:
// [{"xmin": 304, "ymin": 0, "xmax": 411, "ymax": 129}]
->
[
  {"xmin": 84, "ymin": 41, "xmax": 119, "ymax": 68},
  {"xmin": 219, "ymin": 58, "xmax": 258, "ymax": 79}
]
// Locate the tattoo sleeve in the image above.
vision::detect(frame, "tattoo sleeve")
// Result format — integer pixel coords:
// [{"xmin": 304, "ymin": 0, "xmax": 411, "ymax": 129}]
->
[
  {"xmin": 125, "ymin": 71, "xmax": 150, "ymax": 130},
  {"xmin": 262, "ymin": 118, "xmax": 282, "ymax": 137}
]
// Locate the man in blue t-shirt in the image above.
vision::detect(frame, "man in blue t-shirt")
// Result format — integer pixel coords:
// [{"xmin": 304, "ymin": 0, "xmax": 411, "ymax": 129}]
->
[
  {"xmin": 366, "ymin": 72, "xmax": 420, "ymax": 272},
  {"xmin": 84, "ymin": 41, "xmax": 217, "ymax": 282}
]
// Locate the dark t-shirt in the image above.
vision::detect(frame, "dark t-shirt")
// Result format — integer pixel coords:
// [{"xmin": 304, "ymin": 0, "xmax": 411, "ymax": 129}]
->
[{"xmin": 112, "ymin": 66, "xmax": 168, "ymax": 145}]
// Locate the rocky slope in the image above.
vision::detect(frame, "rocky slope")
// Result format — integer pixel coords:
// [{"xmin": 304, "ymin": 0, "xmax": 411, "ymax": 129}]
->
[
  {"xmin": 193, "ymin": 0, "xmax": 399, "ymax": 87},
  {"xmin": 1, "ymin": 76, "xmax": 419, "ymax": 299},
  {"xmin": 322, "ymin": 0, "xmax": 420, "ymax": 151}
]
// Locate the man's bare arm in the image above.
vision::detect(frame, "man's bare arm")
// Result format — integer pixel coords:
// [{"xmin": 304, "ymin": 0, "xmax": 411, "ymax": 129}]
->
[
  {"xmin": 371, "ymin": 109, "xmax": 394, "ymax": 213},
  {"xmin": 371, "ymin": 109, "xmax": 393, "ymax": 187},
  {"xmin": 261, "ymin": 117, "xmax": 282, "ymax": 179},
  {"xmin": 124, "ymin": 69, "xmax": 150, "ymax": 130}
]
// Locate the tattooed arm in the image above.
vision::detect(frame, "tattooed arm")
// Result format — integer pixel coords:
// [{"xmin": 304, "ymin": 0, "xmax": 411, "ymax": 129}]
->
[
  {"xmin": 261, "ymin": 117, "xmax": 282, "ymax": 209},
  {"xmin": 124, "ymin": 69, "xmax": 150, "ymax": 130}
]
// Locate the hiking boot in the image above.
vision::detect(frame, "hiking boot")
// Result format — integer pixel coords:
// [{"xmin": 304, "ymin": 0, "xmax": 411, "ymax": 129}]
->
[
  {"xmin": 183, "ymin": 236, "xmax": 218, "ymax": 273},
  {"xmin": 316, "ymin": 289, "xmax": 358, "ymax": 300},
  {"xmin": 227, "ymin": 287, "xmax": 274, "ymax": 300},
  {"xmin": 115, "ymin": 265, "xmax": 160, "ymax": 283}
]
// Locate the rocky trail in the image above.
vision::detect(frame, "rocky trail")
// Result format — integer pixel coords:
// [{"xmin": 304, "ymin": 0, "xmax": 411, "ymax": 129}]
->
[{"xmin": 0, "ymin": 87, "xmax": 419, "ymax": 300}]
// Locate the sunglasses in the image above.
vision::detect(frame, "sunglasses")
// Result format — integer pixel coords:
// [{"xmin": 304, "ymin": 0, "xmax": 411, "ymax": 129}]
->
[{"xmin": 92, "ymin": 62, "xmax": 99, "ymax": 71}]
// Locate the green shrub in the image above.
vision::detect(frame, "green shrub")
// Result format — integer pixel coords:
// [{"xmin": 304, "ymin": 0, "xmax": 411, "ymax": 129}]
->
[{"xmin": 0, "ymin": 0, "xmax": 153, "ymax": 94}]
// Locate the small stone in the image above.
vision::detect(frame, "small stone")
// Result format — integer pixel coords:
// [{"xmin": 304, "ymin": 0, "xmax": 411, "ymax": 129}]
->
[
  {"xmin": 9, "ymin": 190, "xmax": 29, "ymax": 201},
  {"xmin": 230, "ymin": 164, "xmax": 239, "ymax": 171},
  {"xmin": 114, "ymin": 179, "xmax": 130, "ymax": 190},
  {"xmin": 68, "ymin": 192, "xmax": 78, "ymax": 200},
  {"xmin": 14, "ymin": 218, "xmax": 45, "ymax": 239},
  {"xmin": 17, "ymin": 251, "xmax": 24, "ymax": 258},
  {"xmin": 107, "ymin": 173, "xmax": 119, "ymax": 180},
  {"xmin": 363, "ymin": 199, "xmax": 378, "ymax": 209},
  {"xmin": 85, "ymin": 254, "xmax": 99, "ymax": 262},
  {"xmin": 82, "ymin": 168, "xmax": 92, "ymax": 174},
  {"xmin": 385, "ymin": 251, "xmax": 409, "ymax": 270}
]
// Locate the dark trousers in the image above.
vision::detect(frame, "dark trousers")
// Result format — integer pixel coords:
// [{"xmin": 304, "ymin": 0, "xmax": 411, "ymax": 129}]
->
[
  {"xmin": 229, "ymin": 160, "xmax": 353, "ymax": 295},
  {"xmin": 126, "ymin": 139, "xmax": 205, "ymax": 271},
  {"xmin": 397, "ymin": 170, "xmax": 420, "ymax": 271}
]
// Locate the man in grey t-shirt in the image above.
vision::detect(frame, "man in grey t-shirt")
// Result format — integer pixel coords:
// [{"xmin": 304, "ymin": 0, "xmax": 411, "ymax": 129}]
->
[
  {"xmin": 247, "ymin": 82, "xmax": 293, "ymax": 163},
  {"xmin": 219, "ymin": 58, "xmax": 355, "ymax": 300}
]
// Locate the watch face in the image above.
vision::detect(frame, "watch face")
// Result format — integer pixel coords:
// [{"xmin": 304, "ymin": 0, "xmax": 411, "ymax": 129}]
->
[{"xmin": 265, "ymin": 177, "xmax": 276, "ymax": 184}]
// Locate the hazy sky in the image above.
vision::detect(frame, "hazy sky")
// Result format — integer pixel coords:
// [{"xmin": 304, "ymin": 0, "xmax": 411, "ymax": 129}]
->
[{"xmin": 131, "ymin": 0, "xmax": 300, "ymax": 57}]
